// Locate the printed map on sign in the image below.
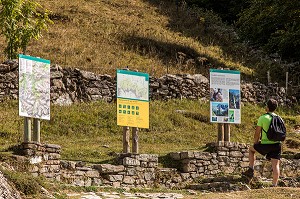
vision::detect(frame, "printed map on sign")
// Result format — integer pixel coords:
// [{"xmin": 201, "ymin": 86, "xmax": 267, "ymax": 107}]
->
[
  {"xmin": 19, "ymin": 54, "xmax": 50, "ymax": 120},
  {"xmin": 117, "ymin": 72, "xmax": 149, "ymax": 101}
]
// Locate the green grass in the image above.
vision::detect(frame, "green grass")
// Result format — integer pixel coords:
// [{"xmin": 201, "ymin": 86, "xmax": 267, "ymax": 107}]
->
[
  {"xmin": 0, "ymin": 0, "xmax": 284, "ymax": 84},
  {"xmin": 1, "ymin": 99, "xmax": 299, "ymax": 164}
]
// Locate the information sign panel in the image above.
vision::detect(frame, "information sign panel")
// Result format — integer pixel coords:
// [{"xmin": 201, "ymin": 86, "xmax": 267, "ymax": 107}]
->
[
  {"xmin": 19, "ymin": 54, "xmax": 50, "ymax": 120},
  {"xmin": 117, "ymin": 70, "xmax": 149, "ymax": 128},
  {"xmin": 210, "ymin": 69, "xmax": 241, "ymax": 124}
]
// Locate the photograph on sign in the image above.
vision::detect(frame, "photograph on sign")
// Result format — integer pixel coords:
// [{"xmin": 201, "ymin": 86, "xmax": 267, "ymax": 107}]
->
[
  {"xmin": 209, "ymin": 69, "xmax": 241, "ymax": 124},
  {"xmin": 19, "ymin": 54, "xmax": 51, "ymax": 120}
]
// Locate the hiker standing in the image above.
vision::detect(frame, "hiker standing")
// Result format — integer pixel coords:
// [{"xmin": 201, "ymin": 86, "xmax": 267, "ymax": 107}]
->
[{"xmin": 243, "ymin": 98, "xmax": 285, "ymax": 187}]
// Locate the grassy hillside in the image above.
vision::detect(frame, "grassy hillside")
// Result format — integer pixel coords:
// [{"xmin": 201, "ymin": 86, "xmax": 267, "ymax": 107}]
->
[{"xmin": 1, "ymin": 0, "xmax": 280, "ymax": 81}]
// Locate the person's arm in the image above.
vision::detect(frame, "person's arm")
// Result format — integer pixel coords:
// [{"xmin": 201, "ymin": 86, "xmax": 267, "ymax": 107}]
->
[{"xmin": 254, "ymin": 126, "xmax": 262, "ymax": 144}]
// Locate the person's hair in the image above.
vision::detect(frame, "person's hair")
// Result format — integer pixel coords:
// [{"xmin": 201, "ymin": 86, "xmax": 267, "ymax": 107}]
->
[{"xmin": 267, "ymin": 99, "xmax": 278, "ymax": 112}]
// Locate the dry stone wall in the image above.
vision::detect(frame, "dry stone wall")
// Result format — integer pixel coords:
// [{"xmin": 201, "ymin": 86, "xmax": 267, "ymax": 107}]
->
[
  {"xmin": 18, "ymin": 142, "xmax": 300, "ymax": 190},
  {"xmin": 0, "ymin": 61, "xmax": 296, "ymax": 105}
]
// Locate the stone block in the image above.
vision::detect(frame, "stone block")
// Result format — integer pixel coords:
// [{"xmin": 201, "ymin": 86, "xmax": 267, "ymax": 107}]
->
[
  {"xmin": 217, "ymin": 147, "xmax": 229, "ymax": 151},
  {"xmin": 180, "ymin": 151, "xmax": 194, "ymax": 159},
  {"xmin": 94, "ymin": 164, "xmax": 125, "ymax": 174},
  {"xmin": 208, "ymin": 164, "xmax": 218, "ymax": 171},
  {"xmin": 86, "ymin": 170, "xmax": 100, "ymax": 178},
  {"xmin": 183, "ymin": 163, "xmax": 196, "ymax": 172},
  {"xmin": 112, "ymin": 182, "xmax": 121, "ymax": 188},
  {"xmin": 60, "ymin": 161, "xmax": 76, "ymax": 170},
  {"xmin": 126, "ymin": 168, "xmax": 137, "ymax": 176},
  {"xmin": 218, "ymin": 151, "xmax": 228, "ymax": 156},
  {"xmin": 73, "ymin": 179, "xmax": 85, "ymax": 186},
  {"xmin": 123, "ymin": 157, "xmax": 140, "ymax": 166},
  {"xmin": 106, "ymin": 174, "xmax": 123, "ymax": 182},
  {"xmin": 45, "ymin": 144, "xmax": 61, "ymax": 149},
  {"xmin": 140, "ymin": 161, "xmax": 148, "ymax": 167},
  {"xmin": 224, "ymin": 142, "xmax": 235, "ymax": 148},
  {"xmin": 45, "ymin": 160, "xmax": 60, "ymax": 165},
  {"xmin": 194, "ymin": 152, "xmax": 212, "ymax": 160},
  {"xmin": 197, "ymin": 166, "xmax": 204, "ymax": 173},
  {"xmin": 202, "ymin": 161, "xmax": 211, "ymax": 166},
  {"xmin": 92, "ymin": 178, "xmax": 103, "ymax": 186},
  {"xmin": 23, "ymin": 149, "xmax": 35, "ymax": 156},
  {"xmin": 148, "ymin": 162, "xmax": 158, "ymax": 168},
  {"xmin": 242, "ymin": 157, "xmax": 249, "ymax": 162},
  {"xmin": 84, "ymin": 178, "xmax": 92, "ymax": 186},
  {"xmin": 144, "ymin": 172, "xmax": 155, "ymax": 181},
  {"xmin": 74, "ymin": 170, "xmax": 85, "ymax": 176},
  {"xmin": 180, "ymin": 173, "xmax": 190, "ymax": 180},
  {"xmin": 29, "ymin": 156, "xmax": 42, "ymax": 164},
  {"xmin": 76, "ymin": 167, "xmax": 92, "ymax": 171},
  {"xmin": 47, "ymin": 153, "xmax": 61, "ymax": 160},
  {"xmin": 123, "ymin": 176, "xmax": 135, "ymax": 184},
  {"xmin": 211, "ymin": 159, "xmax": 219, "ymax": 165},
  {"xmin": 229, "ymin": 151, "xmax": 244, "ymax": 158}
]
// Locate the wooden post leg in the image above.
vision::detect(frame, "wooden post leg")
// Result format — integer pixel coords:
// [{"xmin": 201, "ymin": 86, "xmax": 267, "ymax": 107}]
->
[
  {"xmin": 132, "ymin": 127, "xmax": 139, "ymax": 154},
  {"xmin": 218, "ymin": 123, "xmax": 224, "ymax": 142},
  {"xmin": 123, "ymin": 126, "xmax": 130, "ymax": 153},
  {"xmin": 24, "ymin": 117, "xmax": 32, "ymax": 142},
  {"xmin": 33, "ymin": 118, "xmax": 41, "ymax": 143},
  {"xmin": 224, "ymin": 124, "xmax": 230, "ymax": 142}
]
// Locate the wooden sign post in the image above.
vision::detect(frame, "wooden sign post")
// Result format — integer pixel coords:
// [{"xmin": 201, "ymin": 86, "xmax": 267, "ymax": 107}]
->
[{"xmin": 123, "ymin": 126, "xmax": 130, "ymax": 153}]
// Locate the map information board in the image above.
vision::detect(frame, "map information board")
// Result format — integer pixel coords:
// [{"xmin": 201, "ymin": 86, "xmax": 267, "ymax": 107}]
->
[
  {"xmin": 210, "ymin": 69, "xmax": 241, "ymax": 124},
  {"xmin": 19, "ymin": 54, "xmax": 51, "ymax": 120},
  {"xmin": 117, "ymin": 70, "xmax": 149, "ymax": 128}
]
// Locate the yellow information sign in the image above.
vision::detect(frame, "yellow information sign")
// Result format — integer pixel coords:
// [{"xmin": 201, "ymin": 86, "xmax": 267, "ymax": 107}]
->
[
  {"xmin": 116, "ymin": 69, "xmax": 149, "ymax": 128},
  {"xmin": 117, "ymin": 98, "xmax": 149, "ymax": 128}
]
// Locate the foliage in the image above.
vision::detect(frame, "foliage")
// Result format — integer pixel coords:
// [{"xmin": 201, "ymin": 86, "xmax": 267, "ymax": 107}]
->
[
  {"xmin": 236, "ymin": 0, "xmax": 300, "ymax": 61},
  {"xmin": 185, "ymin": 0, "xmax": 250, "ymax": 23},
  {"xmin": 0, "ymin": 0, "xmax": 52, "ymax": 59}
]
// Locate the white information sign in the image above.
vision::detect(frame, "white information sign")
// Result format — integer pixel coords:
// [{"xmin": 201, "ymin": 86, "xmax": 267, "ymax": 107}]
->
[
  {"xmin": 19, "ymin": 54, "xmax": 51, "ymax": 120},
  {"xmin": 210, "ymin": 69, "xmax": 241, "ymax": 124}
]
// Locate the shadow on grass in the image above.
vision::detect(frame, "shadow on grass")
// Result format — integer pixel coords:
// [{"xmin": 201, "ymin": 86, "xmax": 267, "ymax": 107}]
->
[
  {"xmin": 122, "ymin": 35, "xmax": 229, "ymax": 77},
  {"xmin": 141, "ymin": 0, "xmax": 255, "ymax": 81}
]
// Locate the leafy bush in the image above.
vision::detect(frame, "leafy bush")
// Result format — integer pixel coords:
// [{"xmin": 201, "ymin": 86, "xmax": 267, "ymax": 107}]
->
[
  {"xmin": 185, "ymin": 0, "xmax": 250, "ymax": 23},
  {"xmin": 236, "ymin": 0, "xmax": 300, "ymax": 61}
]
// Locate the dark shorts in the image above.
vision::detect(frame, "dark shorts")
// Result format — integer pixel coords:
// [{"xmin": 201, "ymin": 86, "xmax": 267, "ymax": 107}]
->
[{"xmin": 253, "ymin": 142, "xmax": 282, "ymax": 160}]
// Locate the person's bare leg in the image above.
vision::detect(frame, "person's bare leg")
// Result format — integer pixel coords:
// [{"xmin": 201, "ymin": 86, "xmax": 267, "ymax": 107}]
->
[
  {"xmin": 271, "ymin": 158, "xmax": 280, "ymax": 186},
  {"xmin": 249, "ymin": 146, "xmax": 256, "ymax": 169}
]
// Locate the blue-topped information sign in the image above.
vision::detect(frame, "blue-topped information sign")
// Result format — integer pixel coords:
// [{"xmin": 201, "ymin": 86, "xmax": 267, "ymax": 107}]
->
[
  {"xmin": 19, "ymin": 54, "xmax": 51, "ymax": 120},
  {"xmin": 210, "ymin": 69, "xmax": 241, "ymax": 124},
  {"xmin": 117, "ymin": 69, "xmax": 149, "ymax": 128}
]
